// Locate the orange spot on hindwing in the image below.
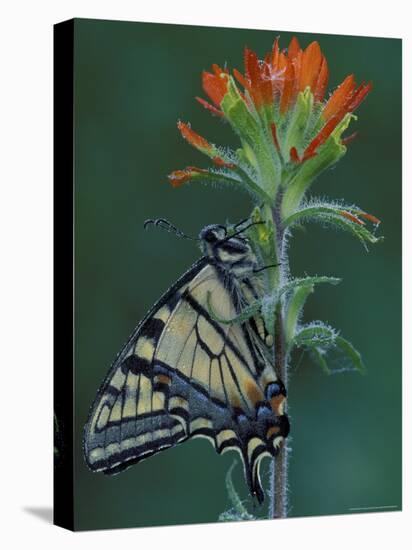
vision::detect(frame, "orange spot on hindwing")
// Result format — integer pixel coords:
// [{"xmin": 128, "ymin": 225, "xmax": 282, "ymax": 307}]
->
[
  {"xmin": 266, "ymin": 425, "xmax": 281, "ymax": 439},
  {"xmin": 245, "ymin": 380, "xmax": 264, "ymax": 407},
  {"xmin": 270, "ymin": 394, "xmax": 285, "ymax": 416}
]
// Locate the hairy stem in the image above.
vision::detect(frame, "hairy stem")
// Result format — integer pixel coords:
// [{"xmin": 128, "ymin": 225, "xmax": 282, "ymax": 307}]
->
[{"xmin": 269, "ymin": 196, "xmax": 289, "ymax": 519}]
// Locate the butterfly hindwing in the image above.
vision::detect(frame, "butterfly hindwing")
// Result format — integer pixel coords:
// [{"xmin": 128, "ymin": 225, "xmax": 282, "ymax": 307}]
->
[{"xmin": 84, "ymin": 257, "xmax": 289, "ymax": 502}]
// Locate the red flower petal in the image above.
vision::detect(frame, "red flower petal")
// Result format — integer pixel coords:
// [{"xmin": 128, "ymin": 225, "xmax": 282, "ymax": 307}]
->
[
  {"xmin": 271, "ymin": 122, "xmax": 281, "ymax": 152},
  {"xmin": 322, "ymin": 74, "xmax": 356, "ymax": 121},
  {"xmin": 244, "ymin": 47, "xmax": 264, "ymax": 108},
  {"xmin": 314, "ymin": 55, "xmax": 329, "ymax": 102},
  {"xmin": 340, "ymin": 211, "xmax": 365, "ymax": 225},
  {"xmin": 233, "ymin": 68, "xmax": 250, "ymax": 91},
  {"xmin": 213, "ymin": 157, "xmax": 236, "ymax": 169},
  {"xmin": 195, "ymin": 96, "xmax": 224, "ymax": 117},
  {"xmin": 186, "ymin": 166, "xmax": 208, "ymax": 173},
  {"xmin": 177, "ymin": 121, "xmax": 213, "ymax": 153},
  {"xmin": 303, "ymin": 76, "xmax": 372, "ymax": 160},
  {"xmin": 212, "ymin": 63, "xmax": 228, "ymax": 76},
  {"xmin": 168, "ymin": 170, "xmax": 193, "ymax": 187},
  {"xmin": 271, "ymin": 37, "xmax": 280, "ymax": 70},
  {"xmin": 341, "ymin": 131, "xmax": 358, "ymax": 146},
  {"xmin": 288, "ymin": 36, "xmax": 301, "ymax": 60},
  {"xmin": 260, "ymin": 61, "xmax": 274, "ymax": 105},
  {"xmin": 290, "ymin": 49, "xmax": 302, "ymax": 102},
  {"xmin": 279, "ymin": 55, "xmax": 295, "ymax": 114},
  {"xmin": 347, "ymin": 82, "xmax": 373, "ymax": 112},
  {"xmin": 302, "ymin": 116, "xmax": 339, "ymax": 161},
  {"xmin": 299, "ymin": 41, "xmax": 322, "ymax": 92},
  {"xmin": 358, "ymin": 211, "xmax": 381, "ymax": 225},
  {"xmin": 202, "ymin": 68, "xmax": 228, "ymax": 107},
  {"xmin": 168, "ymin": 167, "xmax": 208, "ymax": 188},
  {"xmin": 244, "ymin": 47, "xmax": 257, "ymax": 81},
  {"xmin": 290, "ymin": 147, "xmax": 301, "ymax": 163}
]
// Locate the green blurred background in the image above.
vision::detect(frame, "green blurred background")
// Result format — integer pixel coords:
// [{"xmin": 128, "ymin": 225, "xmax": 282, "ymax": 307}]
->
[{"xmin": 73, "ymin": 18, "xmax": 401, "ymax": 530}]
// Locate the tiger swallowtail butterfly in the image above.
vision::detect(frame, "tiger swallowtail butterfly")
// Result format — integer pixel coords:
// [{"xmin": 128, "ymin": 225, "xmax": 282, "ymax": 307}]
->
[{"xmin": 83, "ymin": 221, "xmax": 289, "ymax": 503}]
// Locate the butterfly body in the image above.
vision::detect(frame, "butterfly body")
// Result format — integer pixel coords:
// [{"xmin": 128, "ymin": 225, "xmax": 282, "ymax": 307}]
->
[{"xmin": 84, "ymin": 223, "xmax": 289, "ymax": 503}]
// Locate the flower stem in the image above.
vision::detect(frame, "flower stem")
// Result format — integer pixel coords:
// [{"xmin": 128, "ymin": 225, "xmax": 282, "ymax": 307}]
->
[
  {"xmin": 268, "ymin": 198, "xmax": 289, "ymax": 519},
  {"xmin": 273, "ymin": 443, "xmax": 288, "ymax": 518}
]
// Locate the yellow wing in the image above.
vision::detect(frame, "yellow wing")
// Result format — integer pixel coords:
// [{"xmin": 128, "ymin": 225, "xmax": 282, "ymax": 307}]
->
[{"xmin": 84, "ymin": 258, "xmax": 289, "ymax": 502}]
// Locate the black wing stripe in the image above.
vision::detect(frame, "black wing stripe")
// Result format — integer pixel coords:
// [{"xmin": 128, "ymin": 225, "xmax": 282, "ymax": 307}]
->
[
  {"xmin": 228, "ymin": 326, "xmax": 260, "ymax": 379},
  {"xmin": 106, "ymin": 258, "xmax": 208, "ymax": 370},
  {"xmin": 102, "ymin": 420, "xmax": 187, "ymax": 473},
  {"xmin": 184, "ymin": 292, "xmax": 250, "ymax": 368},
  {"xmin": 223, "ymin": 350, "xmax": 254, "ymax": 413},
  {"xmin": 152, "ymin": 359, "xmax": 226, "ymax": 409},
  {"xmin": 187, "ymin": 338, "xmax": 204, "ymax": 437},
  {"xmin": 218, "ymin": 357, "xmax": 230, "ymax": 409}
]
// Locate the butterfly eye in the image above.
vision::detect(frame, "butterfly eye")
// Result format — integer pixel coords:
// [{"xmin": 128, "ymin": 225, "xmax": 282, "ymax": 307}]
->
[
  {"xmin": 205, "ymin": 226, "xmax": 227, "ymax": 243},
  {"xmin": 204, "ymin": 231, "xmax": 218, "ymax": 243},
  {"xmin": 199, "ymin": 224, "xmax": 227, "ymax": 244}
]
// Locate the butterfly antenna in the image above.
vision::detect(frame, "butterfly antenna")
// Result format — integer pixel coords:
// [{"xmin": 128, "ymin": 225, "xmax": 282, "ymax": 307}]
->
[
  {"xmin": 221, "ymin": 221, "xmax": 265, "ymax": 243},
  {"xmin": 143, "ymin": 218, "xmax": 196, "ymax": 240},
  {"xmin": 253, "ymin": 263, "xmax": 281, "ymax": 274},
  {"xmin": 233, "ymin": 217, "xmax": 251, "ymax": 230}
]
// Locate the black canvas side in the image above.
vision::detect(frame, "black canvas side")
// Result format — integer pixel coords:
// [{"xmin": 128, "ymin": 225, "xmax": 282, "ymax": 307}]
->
[{"xmin": 53, "ymin": 18, "xmax": 75, "ymax": 532}]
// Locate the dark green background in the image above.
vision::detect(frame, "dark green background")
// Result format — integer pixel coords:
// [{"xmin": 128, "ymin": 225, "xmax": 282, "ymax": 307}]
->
[{"xmin": 73, "ymin": 18, "xmax": 402, "ymax": 530}]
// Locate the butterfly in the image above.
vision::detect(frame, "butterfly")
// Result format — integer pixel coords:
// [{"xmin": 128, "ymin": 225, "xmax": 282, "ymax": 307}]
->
[{"xmin": 83, "ymin": 220, "xmax": 289, "ymax": 503}]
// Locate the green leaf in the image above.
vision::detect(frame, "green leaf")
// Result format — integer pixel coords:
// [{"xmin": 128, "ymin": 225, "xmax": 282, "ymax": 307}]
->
[
  {"xmin": 221, "ymin": 78, "xmax": 262, "ymax": 147},
  {"xmin": 207, "ymin": 291, "xmax": 261, "ymax": 325},
  {"xmin": 299, "ymin": 334, "xmax": 365, "ymax": 376},
  {"xmin": 183, "ymin": 168, "xmax": 271, "ymax": 203},
  {"xmin": 282, "ymin": 277, "xmax": 341, "ymax": 344},
  {"xmin": 285, "ymin": 285, "xmax": 314, "ymax": 345},
  {"xmin": 291, "ymin": 321, "xmax": 338, "ymax": 351},
  {"xmin": 221, "ymin": 78, "xmax": 281, "ymax": 200},
  {"xmin": 249, "ymin": 206, "xmax": 279, "ymax": 286},
  {"xmin": 280, "ymin": 276, "xmax": 342, "ymax": 297},
  {"xmin": 283, "ymin": 203, "xmax": 347, "ymax": 227},
  {"xmin": 231, "ymin": 164, "xmax": 273, "ymax": 203},
  {"xmin": 282, "ymin": 88, "xmax": 315, "ymax": 158},
  {"xmin": 283, "ymin": 203, "xmax": 383, "ymax": 249},
  {"xmin": 254, "ymin": 276, "xmax": 341, "ymax": 343},
  {"xmin": 318, "ymin": 214, "xmax": 383, "ymax": 249},
  {"xmin": 281, "ymin": 113, "xmax": 356, "ymax": 218},
  {"xmin": 310, "ymin": 347, "xmax": 332, "ymax": 375},
  {"xmin": 238, "ymin": 142, "xmax": 257, "ymax": 169},
  {"xmin": 335, "ymin": 336, "xmax": 366, "ymax": 374},
  {"xmin": 261, "ymin": 291, "xmax": 278, "ymax": 336},
  {"xmin": 218, "ymin": 461, "xmax": 256, "ymax": 522},
  {"xmin": 250, "ymin": 206, "xmax": 276, "ymax": 253}
]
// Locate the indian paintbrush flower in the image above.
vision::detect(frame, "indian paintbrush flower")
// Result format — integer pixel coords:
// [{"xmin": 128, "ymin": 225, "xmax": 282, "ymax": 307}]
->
[{"xmin": 168, "ymin": 36, "xmax": 375, "ymax": 229}]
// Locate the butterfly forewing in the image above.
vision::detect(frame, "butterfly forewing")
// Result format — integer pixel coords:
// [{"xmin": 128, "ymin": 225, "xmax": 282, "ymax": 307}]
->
[{"xmin": 84, "ymin": 260, "xmax": 207, "ymax": 473}]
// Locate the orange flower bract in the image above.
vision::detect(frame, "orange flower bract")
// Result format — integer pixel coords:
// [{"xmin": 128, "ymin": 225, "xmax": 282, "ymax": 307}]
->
[
  {"xmin": 168, "ymin": 167, "xmax": 208, "ymax": 188},
  {"xmin": 197, "ymin": 36, "xmax": 372, "ymax": 164},
  {"xmin": 170, "ymin": 34, "xmax": 373, "ymax": 194},
  {"xmin": 177, "ymin": 121, "xmax": 213, "ymax": 154}
]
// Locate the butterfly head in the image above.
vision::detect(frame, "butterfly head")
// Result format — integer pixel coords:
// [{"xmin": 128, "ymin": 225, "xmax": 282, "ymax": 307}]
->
[
  {"xmin": 199, "ymin": 224, "xmax": 228, "ymax": 245},
  {"xmin": 199, "ymin": 223, "xmax": 257, "ymax": 276}
]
